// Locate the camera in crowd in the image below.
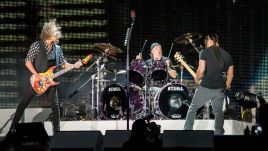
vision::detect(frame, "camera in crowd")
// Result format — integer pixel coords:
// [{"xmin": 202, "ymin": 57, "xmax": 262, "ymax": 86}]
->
[{"xmin": 142, "ymin": 114, "xmax": 161, "ymax": 144}]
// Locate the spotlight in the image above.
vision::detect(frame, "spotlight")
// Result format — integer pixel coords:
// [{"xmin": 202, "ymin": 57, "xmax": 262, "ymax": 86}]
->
[
  {"xmin": 235, "ymin": 91, "xmax": 265, "ymax": 109},
  {"xmin": 235, "ymin": 91, "xmax": 267, "ymax": 136}
]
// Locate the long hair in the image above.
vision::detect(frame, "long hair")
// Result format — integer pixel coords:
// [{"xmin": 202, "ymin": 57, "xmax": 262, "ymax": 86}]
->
[{"xmin": 40, "ymin": 19, "xmax": 62, "ymax": 41}]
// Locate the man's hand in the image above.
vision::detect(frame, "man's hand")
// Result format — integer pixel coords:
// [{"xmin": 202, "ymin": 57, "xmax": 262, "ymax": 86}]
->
[
  {"xmin": 74, "ymin": 60, "xmax": 83, "ymax": 68},
  {"xmin": 168, "ymin": 70, "xmax": 177, "ymax": 79},
  {"xmin": 166, "ymin": 59, "xmax": 177, "ymax": 78},
  {"xmin": 194, "ymin": 77, "xmax": 201, "ymax": 85}
]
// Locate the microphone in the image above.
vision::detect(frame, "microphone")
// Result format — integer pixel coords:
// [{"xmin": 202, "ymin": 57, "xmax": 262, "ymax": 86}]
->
[
  {"xmin": 130, "ymin": 10, "xmax": 136, "ymax": 25},
  {"xmin": 124, "ymin": 28, "xmax": 130, "ymax": 47},
  {"xmin": 124, "ymin": 10, "xmax": 136, "ymax": 47}
]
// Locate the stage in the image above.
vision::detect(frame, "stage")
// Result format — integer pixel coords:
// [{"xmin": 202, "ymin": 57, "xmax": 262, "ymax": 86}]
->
[{"xmin": 0, "ymin": 108, "xmax": 249, "ymax": 137}]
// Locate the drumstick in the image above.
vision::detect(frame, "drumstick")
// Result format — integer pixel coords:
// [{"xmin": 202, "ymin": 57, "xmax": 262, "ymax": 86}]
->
[
  {"xmin": 168, "ymin": 43, "xmax": 174, "ymax": 58},
  {"xmin": 140, "ymin": 39, "xmax": 147, "ymax": 55}
]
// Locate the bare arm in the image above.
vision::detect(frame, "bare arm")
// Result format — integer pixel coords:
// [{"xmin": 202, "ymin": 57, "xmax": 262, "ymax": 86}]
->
[
  {"xmin": 225, "ymin": 65, "xmax": 234, "ymax": 89},
  {"xmin": 166, "ymin": 59, "xmax": 177, "ymax": 78},
  {"xmin": 195, "ymin": 60, "xmax": 205, "ymax": 84},
  {"xmin": 25, "ymin": 61, "xmax": 43, "ymax": 79}
]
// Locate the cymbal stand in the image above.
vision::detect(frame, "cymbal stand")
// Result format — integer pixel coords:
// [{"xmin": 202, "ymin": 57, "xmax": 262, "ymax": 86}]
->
[
  {"xmin": 95, "ymin": 53, "xmax": 107, "ymax": 119},
  {"xmin": 142, "ymin": 65, "xmax": 149, "ymax": 117},
  {"xmin": 180, "ymin": 64, "xmax": 184, "ymax": 83}
]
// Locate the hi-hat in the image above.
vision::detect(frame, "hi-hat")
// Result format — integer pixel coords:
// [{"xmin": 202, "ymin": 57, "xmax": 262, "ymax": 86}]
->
[
  {"xmin": 174, "ymin": 33, "xmax": 202, "ymax": 44},
  {"xmin": 94, "ymin": 43, "xmax": 123, "ymax": 60}
]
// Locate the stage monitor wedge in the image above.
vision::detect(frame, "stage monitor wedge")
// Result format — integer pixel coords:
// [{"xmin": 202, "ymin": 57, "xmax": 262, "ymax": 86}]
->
[{"xmin": 50, "ymin": 131, "xmax": 103, "ymax": 151}]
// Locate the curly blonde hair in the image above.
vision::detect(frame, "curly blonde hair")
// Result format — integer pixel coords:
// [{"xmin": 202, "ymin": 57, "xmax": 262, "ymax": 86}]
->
[{"xmin": 40, "ymin": 18, "xmax": 62, "ymax": 41}]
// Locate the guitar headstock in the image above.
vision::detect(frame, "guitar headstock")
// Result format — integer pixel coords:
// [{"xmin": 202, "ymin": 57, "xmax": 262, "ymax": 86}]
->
[
  {"xmin": 174, "ymin": 52, "xmax": 185, "ymax": 63},
  {"xmin": 73, "ymin": 54, "xmax": 93, "ymax": 68},
  {"xmin": 82, "ymin": 54, "xmax": 93, "ymax": 65}
]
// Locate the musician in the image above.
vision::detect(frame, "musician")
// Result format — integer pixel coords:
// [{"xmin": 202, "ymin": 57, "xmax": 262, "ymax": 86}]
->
[
  {"xmin": 183, "ymin": 33, "xmax": 234, "ymax": 135},
  {"xmin": 9, "ymin": 19, "xmax": 81, "ymax": 134},
  {"xmin": 136, "ymin": 42, "xmax": 177, "ymax": 80}
]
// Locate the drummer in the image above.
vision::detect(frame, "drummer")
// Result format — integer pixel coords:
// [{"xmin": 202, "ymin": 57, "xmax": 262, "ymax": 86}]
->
[{"xmin": 136, "ymin": 42, "xmax": 177, "ymax": 81}]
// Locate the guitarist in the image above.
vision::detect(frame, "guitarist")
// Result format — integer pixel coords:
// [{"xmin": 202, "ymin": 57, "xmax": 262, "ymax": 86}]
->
[
  {"xmin": 9, "ymin": 19, "xmax": 81, "ymax": 134},
  {"xmin": 183, "ymin": 33, "xmax": 234, "ymax": 135}
]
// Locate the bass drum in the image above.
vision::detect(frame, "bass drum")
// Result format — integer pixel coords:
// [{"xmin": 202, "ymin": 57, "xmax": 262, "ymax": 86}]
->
[
  {"xmin": 154, "ymin": 83, "xmax": 193, "ymax": 119},
  {"xmin": 100, "ymin": 83, "xmax": 127, "ymax": 119},
  {"xmin": 100, "ymin": 83, "xmax": 144, "ymax": 120}
]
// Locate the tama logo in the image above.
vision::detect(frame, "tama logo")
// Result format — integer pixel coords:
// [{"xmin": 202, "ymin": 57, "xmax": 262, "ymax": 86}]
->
[
  {"xmin": 108, "ymin": 87, "xmax": 121, "ymax": 92},
  {"xmin": 168, "ymin": 86, "xmax": 183, "ymax": 91}
]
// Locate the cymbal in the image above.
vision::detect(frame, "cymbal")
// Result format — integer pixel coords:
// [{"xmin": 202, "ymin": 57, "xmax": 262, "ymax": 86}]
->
[
  {"xmin": 174, "ymin": 33, "xmax": 202, "ymax": 44},
  {"xmin": 94, "ymin": 43, "xmax": 123, "ymax": 60}
]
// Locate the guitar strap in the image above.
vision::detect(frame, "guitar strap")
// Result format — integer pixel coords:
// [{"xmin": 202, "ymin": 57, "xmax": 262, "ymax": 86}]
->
[
  {"xmin": 53, "ymin": 44, "xmax": 60, "ymax": 66},
  {"xmin": 211, "ymin": 46, "xmax": 226, "ymax": 81},
  {"xmin": 211, "ymin": 46, "xmax": 229, "ymax": 112},
  {"xmin": 211, "ymin": 46, "xmax": 224, "ymax": 72}
]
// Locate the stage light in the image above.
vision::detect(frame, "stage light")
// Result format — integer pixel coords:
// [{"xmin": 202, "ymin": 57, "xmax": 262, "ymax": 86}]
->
[
  {"xmin": 235, "ymin": 91, "xmax": 267, "ymax": 136},
  {"xmin": 235, "ymin": 91, "xmax": 265, "ymax": 109}
]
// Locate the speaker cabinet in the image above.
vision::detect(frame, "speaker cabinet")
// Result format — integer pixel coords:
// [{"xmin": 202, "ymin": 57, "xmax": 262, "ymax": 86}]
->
[
  {"xmin": 163, "ymin": 130, "xmax": 214, "ymax": 151},
  {"xmin": 50, "ymin": 131, "xmax": 103, "ymax": 151},
  {"xmin": 103, "ymin": 130, "xmax": 131, "ymax": 151}
]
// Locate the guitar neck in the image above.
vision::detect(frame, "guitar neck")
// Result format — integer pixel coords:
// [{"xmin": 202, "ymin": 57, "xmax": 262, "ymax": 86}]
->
[
  {"xmin": 181, "ymin": 62, "xmax": 197, "ymax": 79},
  {"xmin": 52, "ymin": 65, "xmax": 75, "ymax": 79}
]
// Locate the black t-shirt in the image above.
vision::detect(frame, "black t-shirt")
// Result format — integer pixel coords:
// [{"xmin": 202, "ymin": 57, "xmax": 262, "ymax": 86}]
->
[{"xmin": 199, "ymin": 46, "xmax": 233, "ymax": 89}]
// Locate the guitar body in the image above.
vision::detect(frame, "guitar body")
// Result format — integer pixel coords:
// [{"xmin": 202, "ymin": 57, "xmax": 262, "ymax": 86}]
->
[
  {"xmin": 29, "ymin": 54, "xmax": 93, "ymax": 95},
  {"xmin": 30, "ymin": 66, "xmax": 57, "ymax": 95}
]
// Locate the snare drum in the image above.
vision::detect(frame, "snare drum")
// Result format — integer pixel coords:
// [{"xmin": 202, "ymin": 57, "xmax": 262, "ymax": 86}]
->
[{"xmin": 100, "ymin": 83, "xmax": 127, "ymax": 119}]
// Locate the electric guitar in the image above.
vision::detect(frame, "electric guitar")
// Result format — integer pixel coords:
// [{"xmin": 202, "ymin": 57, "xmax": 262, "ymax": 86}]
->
[
  {"xmin": 30, "ymin": 54, "xmax": 93, "ymax": 95},
  {"xmin": 174, "ymin": 52, "xmax": 198, "ymax": 81}
]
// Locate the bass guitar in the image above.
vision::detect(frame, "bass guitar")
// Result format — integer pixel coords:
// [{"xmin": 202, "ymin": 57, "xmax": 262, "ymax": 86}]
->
[{"xmin": 174, "ymin": 52, "xmax": 198, "ymax": 81}]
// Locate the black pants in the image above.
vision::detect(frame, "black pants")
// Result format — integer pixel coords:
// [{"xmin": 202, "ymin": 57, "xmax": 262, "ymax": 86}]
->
[{"xmin": 10, "ymin": 82, "xmax": 60, "ymax": 132}]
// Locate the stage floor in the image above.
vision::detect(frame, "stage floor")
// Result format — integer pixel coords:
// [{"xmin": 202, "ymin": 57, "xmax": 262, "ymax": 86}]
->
[
  {"xmin": 1, "ymin": 119, "xmax": 248, "ymax": 137},
  {"xmin": 0, "ymin": 108, "xmax": 249, "ymax": 137}
]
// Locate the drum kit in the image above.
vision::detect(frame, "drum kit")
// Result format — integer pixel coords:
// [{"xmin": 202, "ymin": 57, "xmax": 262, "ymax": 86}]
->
[
  {"xmin": 63, "ymin": 33, "xmax": 228, "ymax": 121},
  {"xmin": 97, "ymin": 54, "xmax": 194, "ymax": 120}
]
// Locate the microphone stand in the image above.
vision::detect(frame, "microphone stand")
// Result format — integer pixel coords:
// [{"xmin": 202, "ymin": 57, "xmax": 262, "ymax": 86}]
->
[
  {"xmin": 124, "ymin": 16, "xmax": 135, "ymax": 130},
  {"xmin": 68, "ymin": 54, "xmax": 106, "ymax": 98},
  {"xmin": 68, "ymin": 62, "xmax": 97, "ymax": 98}
]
